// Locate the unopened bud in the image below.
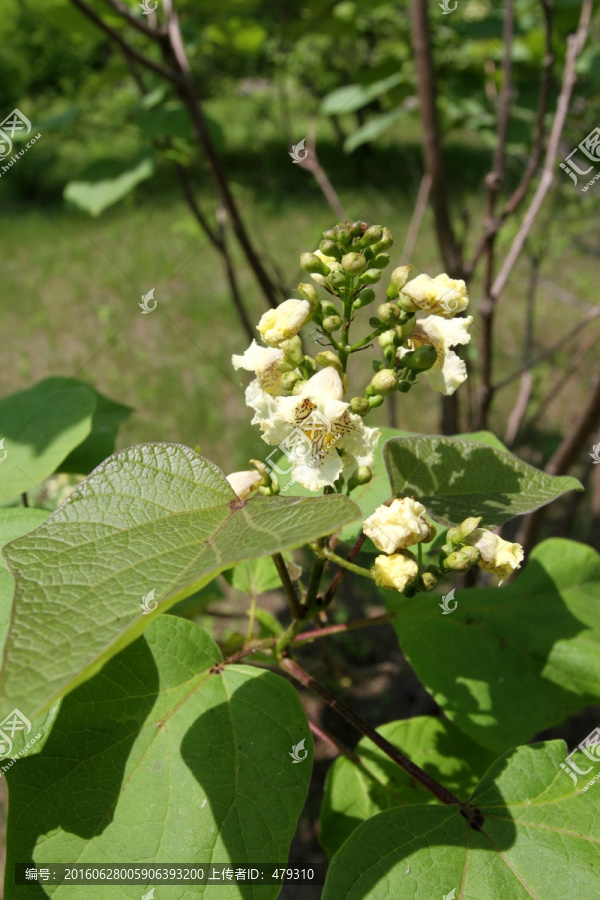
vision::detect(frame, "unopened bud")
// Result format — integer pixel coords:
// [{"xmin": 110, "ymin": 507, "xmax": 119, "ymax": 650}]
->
[
  {"xmin": 361, "ymin": 224, "xmax": 383, "ymax": 246},
  {"xmin": 420, "ymin": 571, "xmax": 437, "ymax": 592},
  {"xmin": 280, "ymin": 336, "xmax": 304, "ymax": 366},
  {"xmin": 369, "ymin": 369, "xmax": 398, "ymax": 396},
  {"xmin": 319, "ymin": 239, "xmax": 342, "ymax": 261},
  {"xmin": 368, "ymin": 394, "xmax": 384, "ymax": 408},
  {"xmin": 336, "ymin": 225, "xmax": 352, "ymax": 245},
  {"xmin": 447, "ymin": 517, "xmax": 482, "ymax": 545},
  {"xmin": 315, "ymin": 350, "xmax": 343, "ymax": 373},
  {"xmin": 402, "ymin": 344, "xmax": 437, "ymax": 372},
  {"xmin": 371, "ymin": 228, "xmax": 393, "ymax": 252},
  {"xmin": 371, "ymin": 253, "xmax": 391, "ymax": 270},
  {"xmin": 322, "ymin": 227, "xmax": 337, "ymax": 242},
  {"xmin": 329, "ymin": 265, "xmax": 347, "ymax": 289},
  {"xmin": 350, "ymin": 220, "xmax": 365, "ymax": 238},
  {"xmin": 292, "ymin": 379, "xmax": 307, "ymax": 395},
  {"xmin": 322, "ymin": 315, "xmax": 342, "ymax": 333},
  {"xmin": 398, "ymin": 291, "xmax": 417, "ymax": 313},
  {"xmin": 350, "ymin": 396, "xmax": 370, "ymax": 415},
  {"xmin": 348, "ymin": 465, "xmax": 373, "ymax": 491},
  {"xmin": 395, "ymin": 316, "xmax": 416, "ymax": 342},
  {"xmin": 281, "ymin": 371, "xmax": 303, "ymax": 391},
  {"xmin": 300, "ymin": 252, "xmax": 330, "ymax": 275},
  {"xmin": 378, "ymin": 329, "xmax": 396, "ymax": 351},
  {"xmin": 342, "ymin": 252, "xmax": 367, "ymax": 276},
  {"xmin": 397, "ymin": 380, "xmax": 412, "ymax": 393},
  {"xmin": 358, "ymin": 268, "xmax": 382, "ymax": 285},
  {"xmin": 352, "ymin": 288, "xmax": 376, "ymax": 310},
  {"xmin": 391, "ymin": 265, "xmax": 413, "ymax": 291},
  {"xmin": 298, "ymin": 283, "xmax": 319, "ymax": 308},
  {"xmin": 377, "ymin": 302, "xmax": 400, "ymax": 324},
  {"xmin": 443, "ymin": 546, "xmax": 481, "ymax": 572}
]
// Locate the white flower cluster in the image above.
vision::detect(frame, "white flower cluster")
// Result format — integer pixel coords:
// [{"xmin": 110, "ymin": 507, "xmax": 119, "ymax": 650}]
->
[{"xmin": 363, "ymin": 498, "xmax": 433, "ymax": 593}]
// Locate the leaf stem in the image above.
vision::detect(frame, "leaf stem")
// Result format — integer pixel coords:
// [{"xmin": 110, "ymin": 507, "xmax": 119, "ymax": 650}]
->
[
  {"xmin": 281, "ymin": 656, "xmax": 465, "ymax": 807},
  {"xmin": 294, "ymin": 612, "xmax": 396, "ymax": 644},
  {"xmin": 310, "ymin": 543, "xmax": 373, "ymax": 580}
]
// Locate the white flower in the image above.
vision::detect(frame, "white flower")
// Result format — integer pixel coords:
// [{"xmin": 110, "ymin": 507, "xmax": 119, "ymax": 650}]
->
[
  {"xmin": 464, "ymin": 528, "xmax": 524, "ymax": 584},
  {"xmin": 232, "ymin": 340, "xmax": 287, "ymax": 395},
  {"xmin": 372, "ymin": 551, "xmax": 418, "ymax": 592},
  {"xmin": 246, "ymin": 367, "xmax": 380, "ymax": 491},
  {"xmin": 401, "ymin": 273, "xmax": 469, "ymax": 317},
  {"xmin": 226, "ymin": 470, "xmax": 262, "ymax": 500},
  {"xmin": 363, "ymin": 498, "xmax": 430, "ymax": 553},
  {"xmin": 400, "ymin": 314, "xmax": 473, "ymax": 395},
  {"xmin": 257, "ymin": 299, "xmax": 312, "ymax": 345}
]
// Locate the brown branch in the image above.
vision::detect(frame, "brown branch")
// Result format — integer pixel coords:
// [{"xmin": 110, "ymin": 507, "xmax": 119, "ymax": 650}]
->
[
  {"xmin": 70, "ymin": 0, "xmax": 178, "ymax": 83},
  {"xmin": 294, "ymin": 612, "xmax": 396, "ymax": 645},
  {"xmin": 321, "ymin": 532, "xmax": 368, "ymax": 606},
  {"xmin": 296, "ymin": 127, "xmax": 346, "ymax": 221},
  {"xmin": 410, "ymin": 0, "xmax": 462, "ymax": 276},
  {"xmin": 504, "ymin": 248, "xmax": 539, "ymax": 446},
  {"xmin": 517, "ymin": 371, "xmax": 600, "ymax": 553},
  {"xmin": 161, "ymin": 0, "xmax": 280, "ymax": 308},
  {"xmin": 281, "ymin": 657, "xmax": 469, "ymax": 809},
  {"xmin": 402, "ymin": 173, "xmax": 432, "ymax": 260},
  {"xmin": 308, "ymin": 718, "xmax": 359, "ymax": 761},
  {"xmin": 100, "ymin": 0, "xmax": 165, "ymax": 39}
]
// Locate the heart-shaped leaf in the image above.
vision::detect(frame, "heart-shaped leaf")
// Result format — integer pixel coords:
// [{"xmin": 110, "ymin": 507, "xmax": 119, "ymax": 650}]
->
[
  {"xmin": 323, "ymin": 741, "xmax": 600, "ymax": 899},
  {"xmin": 383, "ymin": 435, "xmax": 582, "ymax": 527},
  {"xmin": 320, "ymin": 716, "xmax": 497, "ymax": 858},
  {"xmin": 384, "ymin": 538, "xmax": 600, "ymax": 752},
  {"xmin": 0, "ymin": 378, "xmax": 96, "ymax": 502},
  {"xmin": 0, "ymin": 443, "xmax": 361, "ymax": 721},
  {"xmin": 4, "ymin": 616, "xmax": 312, "ymax": 898},
  {"xmin": 58, "ymin": 387, "xmax": 132, "ymax": 475}
]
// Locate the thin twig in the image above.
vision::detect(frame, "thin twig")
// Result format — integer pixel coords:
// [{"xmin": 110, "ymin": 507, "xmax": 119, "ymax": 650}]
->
[
  {"xmin": 402, "ymin": 173, "xmax": 432, "ymax": 260},
  {"xmin": 294, "ymin": 612, "xmax": 396, "ymax": 645},
  {"xmin": 308, "ymin": 718, "xmax": 359, "ymax": 761},
  {"xmin": 296, "ymin": 126, "xmax": 346, "ymax": 221}
]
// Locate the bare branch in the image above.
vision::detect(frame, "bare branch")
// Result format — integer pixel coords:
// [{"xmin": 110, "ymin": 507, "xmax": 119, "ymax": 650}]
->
[
  {"xmin": 99, "ymin": 0, "xmax": 165, "ymax": 40},
  {"xmin": 402, "ymin": 173, "xmax": 432, "ymax": 259},
  {"xmin": 295, "ymin": 127, "xmax": 346, "ymax": 221}
]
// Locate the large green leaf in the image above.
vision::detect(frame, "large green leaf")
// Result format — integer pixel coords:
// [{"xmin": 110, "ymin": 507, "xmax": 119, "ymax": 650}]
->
[
  {"xmin": 320, "ymin": 716, "xmax": 497, "ymax": 858},
  {"xmin": 58, "ymin": 388, "xmax": 132, "ymax": 475},
  {"xmin": 0, "ymin": 378, "xmax": 96, "ymax": 502},
  {"xmin": 384, "ymin": 538, "xmax": 600, "ymax": 752},
  {"xmin": 63, "ymin": 153, "xmax": 154, "ymax": 217},
  {"xmin": 0, "ymin": 443, "xmax": 361, "ymax": 721},
  {"xmin": 322, "ymin": 741, "xmax": 600, "ymax": 899},
  {"xmin": 5, "ymin": 616, "xmax": 312, "ymax": 899},
  {"xmin": 383, "ymin": 434, "xmax": 582, "ymax": 527},
  {"xmin": 321, "ymin": 73, "xmax": 405, "ymax": 116}
]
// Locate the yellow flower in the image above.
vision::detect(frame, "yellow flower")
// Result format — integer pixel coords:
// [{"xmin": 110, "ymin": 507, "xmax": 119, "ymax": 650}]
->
[
  {"xmin": 232, "ymin": 340, "xmax": 287, "ymax": 395},
  {"xmin": 257, "ymin": 299, "xmax": 312, "ymax": 345},
  {"xmin": 401, "ymin": 273, "xmax": 469, "ymax": 317},
  {"xmin": 464, "ymin": 528, "xmax": 524, "ymax": 584},
  {"xmin": 363, "ymin": 498, "xmax": 430, "ymax": 553},
  {"xmin": 372, "ymin": 551, "xmax": 418, "ymax": 593}
]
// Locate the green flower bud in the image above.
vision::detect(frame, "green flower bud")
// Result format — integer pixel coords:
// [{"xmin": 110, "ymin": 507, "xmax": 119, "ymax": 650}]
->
[
  {"xmin": 315, "ymin": 350, "xmax": 343, "ymax": 373},
  {"xmin": 402, "ymin": 344, "xmax": 438, "ymax": 372},
  {"xmin": 321, "ymin": 300, "xmax": 339, "ymax": 317},
  {"xmin": 443, "ymin": 546, "xmax": 481, "ymax": 572},
  {"xmin": 371, "ymin": 253, "xmax": 391, "ymax": 270},
  {"xmin": 398, "ymin": 291, "xmax": 417, "ymax": 313},
  {"xmin": 350, "ymin": 237, "xmax": 362, "ymax": 251},
  {"xmin": 292, "ymin": 379, "xmax": 307, "ymax": 395},
  {"xmin": 280, "ymin": 336, "xmax": 304, "ymax": 366},
  {"xmin": 350, "ymin": 396, "xmax": 370, "ymax": 415},
  {"xmin": 395, "ymin": 315, "xmax": 416, "ymax": 342},
  {"xmin": 377, "ymin": 302, "xmax": 400, "ymax": 324},
  {"xmin": 322, "ymin": 228, "xmax": 338, "ymax": 242},
  {"xmin": 322, "ymin": 315, "xmax": 342, "ymax": 333},
  {"xmin": 352, "ymin": 288, "xmax": 376, "ymax": 310},
  {"xmin": 371, "ymin": 228, "xmax": 393, "ymax": 252},
  {"xmin": 368, "ymin": 316, "xmax": 382, "ymax": 329},
  {"xmin": 391, "ymin": 265, "xmax": 412, "ymax": 291},
  {"xmin": 336, "ymin": 225, "xmax": 352, "ymax": 245},
  {"xmin": 347, "ymin": 465, "xmax": 373, "ymax": 491},
  {"xmin": 369, "ymin": 368, "xmax": 398, "ymax": 396},
  {"xmin": 386, "ymin": 283, "xmax": 400, "ymax": 301},
  {"xmin": 281, "ymin": 371, "xmax": 303, "ymax": 391},
  {"xmin": 350, "ymin": 220, "xmax": 365, "ymax": 238},
  {"xmin": 378, "ymin": 329, "xmax": 397, "ymax": 351},
  {"xmin": 358, "ymin": 268, "xmax": 382, "ymax": 285},
  {"xmin": 250, "ymin": 459, "xmax": 279, "ymax": 494},
  {"xmin": 397, "ymin": 380, "xmax": 412, "ymax": 393},
  {"xmin": 342, "ymin": 252, "xmax": 367, "ymax": 276},
  {"xmin": 361, "ymin": 224, "xmax": 383, "ymax": 246},
  {"xmin": 368, "ymin": 394, "xmax": 385, "ymax": 408},
  {"xmin": 302, "ymin": 355, "xmax": 317, "ymax": 375},
  {"xmin": 300, "ymin": 252, "xmax": 330, "ymax": 275},
  {"xmin": 420, "ymin": 571, "xmax": 437, "ymax": 592},
  {"xmin": 329, "ymin": 266, "xmax": 348, "ymax": 289},
  {"xmin": 298, "ymin": 283, "xmax": 319, "ymax": 308},
  {"xmin": 319, "ymin": 239, "xmax": 343, "ymax": 261},
  {"xmin": 447, "ymin": 517, "xmax": 482, "ymax": 545}
]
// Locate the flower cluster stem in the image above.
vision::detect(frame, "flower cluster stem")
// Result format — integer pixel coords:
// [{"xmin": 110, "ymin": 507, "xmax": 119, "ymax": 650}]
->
[{"xmin": 310, "ymin": 543, "xmax": 373, "ymax": 580}]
